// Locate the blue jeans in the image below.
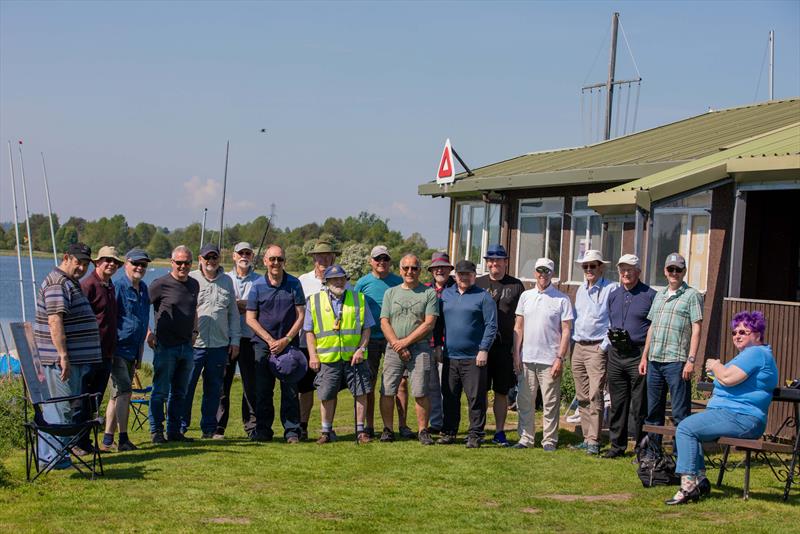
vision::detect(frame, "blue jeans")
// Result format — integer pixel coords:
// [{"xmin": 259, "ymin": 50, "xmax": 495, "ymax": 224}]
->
[
  {"xmin": 645, "ymin": 360, "xmax": 692, "ymax": 449},
  {"xmin": 149, "ymin": 343, "xmax": 193, "ymax": 435},
  {"xmin": 38, "ymin": 363, "xmax": 91, "ymax": 466},
  {"xmin": 181, "ymin": 346, "xmax": 229, "ymax": 434},
  {"xmin": 253, "ymin": 342, "xmax": 301, "ymax": 440},
  {"xmin": 675, "ymin": 408, "xmax": 764, "ymax": 475}
]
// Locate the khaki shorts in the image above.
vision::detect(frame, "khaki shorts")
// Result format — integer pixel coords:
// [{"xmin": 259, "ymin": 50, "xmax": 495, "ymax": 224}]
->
[
  {"xmin": 314, "ymin": 360, "xmax": 373, "ymax": 401},
  {"xmin": 380, "ymin": 344, "xmax": 430, "ymax": 397},
  {"xmin": 110, "ymin": 356, "xmax": 136, "ymax": 399}
]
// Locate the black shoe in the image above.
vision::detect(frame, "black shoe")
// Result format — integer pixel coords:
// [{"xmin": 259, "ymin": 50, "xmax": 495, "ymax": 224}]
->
[
  {"xmin": 398, "ymin": 426, "xmax": 417, "ymax": 439},
  {"xmin": 250, "ymin": 431, "xmax": 273, "ymax": 442},
  {"xmin": 151, "ymin": 432, "xmax": 167, "ymax": 444},
  {"xmin": 602, "ymin": 448, "xmax": 625, "ymax": 459},
  {"xmin": 437, "ymin": 433, "xmax": 456, "ymax": 445},
  {"xmin": 300, "ymin": 426, "xmax": 309, "ymax": 441},
  {"xmin": 665, "ymin": 486, "xmax": 701, "ymax": 505},
  {"xmin": 698, "ymin": 477, "xmax": 711, "ymax": 496},
  {"xmin": 380, "ymin": 428, "xmax": 395, "ymax": 443},
  {"xmin": 428, "ymin": 426, "xmax": 442, "ymax": 436},
  {"xmin": 364, "ymin": 426, "xmax": 375, "ymax": 439},
  {"xmin": 117, "ymin": 441, "xmax": 138, "ymax": 452},
  {"xmin": 465, "ymin": 435, "xmax": 481, "ymax": 449},
  {"xmin": 418, "ymin": 429, "xmax": 434, "ymax": 446},
  {"xmin": 167, "ymin": 432, "xmax": 194, "ymax": 442},
  {"xmin": 201, "ymin": 432, "xmax": 214, "ymax": 439}
]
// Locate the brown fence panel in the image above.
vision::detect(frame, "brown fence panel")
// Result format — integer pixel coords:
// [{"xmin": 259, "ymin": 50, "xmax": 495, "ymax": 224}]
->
[{"xmin": 718, "ymin": 298, "xmax": 800, "ymax": 439}]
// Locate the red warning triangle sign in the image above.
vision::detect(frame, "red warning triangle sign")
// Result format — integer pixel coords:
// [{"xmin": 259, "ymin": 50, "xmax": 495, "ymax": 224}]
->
[{"xmin": 436, "ymin": 138, "xmax": 455, "ymax": 184}]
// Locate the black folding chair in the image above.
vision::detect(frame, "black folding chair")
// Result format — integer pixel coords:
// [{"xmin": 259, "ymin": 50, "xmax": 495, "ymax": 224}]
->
[
  {"xmin": 129, "ymin": 371, "xmax": 152, "ymax": 432},
  {"xmin": 10, "ymin": 322, "xmax": 104, "ymax": 481}
]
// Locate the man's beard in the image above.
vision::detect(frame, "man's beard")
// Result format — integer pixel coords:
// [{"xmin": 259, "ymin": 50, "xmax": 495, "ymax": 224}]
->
[{"xmin": 328, "ymin": 285, "xmax": 346, "ymax": 298}]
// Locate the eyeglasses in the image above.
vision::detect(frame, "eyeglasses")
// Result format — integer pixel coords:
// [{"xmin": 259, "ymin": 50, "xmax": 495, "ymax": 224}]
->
[
  {"xmin": 373, "ymin": 255, "xmax": 390, "ymax": 262},
  {"xmin": 582, "ymin": 263, "xmax": 599, "ymax": 270},
  {"xmin": 731, "ymin": 329, "xmax": 752, "ymax": 337},
  {"xmin": 400, "ymin": 266, "xmax": 420, "ymax": 272},
  {"xmin": 267, "ymin": 256, "xmax": 285, "ymax": 263},
  {"xmin": 130, "ymin": 261, "xmax": 148, "ymax": 269},
  {"xmin": 99, "ymin": 258, "xmax": 121, "ymax": 267},
  {"xmin": 666, "ymin": 266, "xmax": 685, "ymax": 274},
  {"xmin": 203, "ymin": 254, "xmax": 219, "ymax": 261},
  {"xmin": 172, "ymin": 260, "xmax": 192, "ymax": 267},
  {"xmin": 535, "ymin": 267, "xmax": 552, "ymax": 274},
  {"xmin": 237, "ymin": 250, "xmax": 253, "ymax": 256}
]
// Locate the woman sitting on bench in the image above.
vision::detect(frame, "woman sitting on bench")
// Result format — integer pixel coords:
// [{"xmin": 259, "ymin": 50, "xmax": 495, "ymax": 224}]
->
[{"xmin": 666, "ymin": 310, "xmax": 778, "ymax": 505}]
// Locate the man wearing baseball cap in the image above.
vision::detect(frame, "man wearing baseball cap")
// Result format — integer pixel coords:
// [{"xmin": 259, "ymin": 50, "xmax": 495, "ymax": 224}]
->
[
  {"xmin": 640, "ymin": 253, "xmax": 703, "ymax": 455},
  {"xmin": 354, "ymin": 245, "xmax": 404, "ymax": 438},
  {"xmin": 215, "ymin": 242, "xmax": 260, "ymax": 439},
  {"xmin": 32, "ymin": 242, "xmax": 102, "ymax": 469},
  {"xmin": 603, "ymin": 253, "xmax": 656, "ymax": 458},
  {"xmin": 305, "ymin": 264, "xmax": 374, "ymax": 444},
  {"xmin": 475, "ymin": 244, "xmax": 525, "ymax": 447},
  {"xmin": 182, "ymin": 243, "xmax": 241, "ymax": 438},
  {"xmin": 569, "ymin": 250, "xmax": 618, "ymax": 455},
  {"xmin": 76, "ymin": 245, "xmax": 124, "ymax": 454},
  {"xmin": 439, "ymin": 260, "xmax": 497, "ymax": 448},
  {"xmin": 102, "ymin": 248, "xmax": 152, "ymax": 452},
  {"xmin": 513, "ymin": 258, "xmax": 573, "ymax": 451}
]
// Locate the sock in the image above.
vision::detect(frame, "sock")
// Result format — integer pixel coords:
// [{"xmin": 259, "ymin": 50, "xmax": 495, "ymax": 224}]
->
[
  {"xmin": 321, "ymin": 422, "xmax": 332, "ymax": 433},
  {"xmin": 681, "ymin": 475, "xmax": 698, "ymax": 492},
  {"xmin": 119, "ymin": 432, "xmax": 129, "ymax": 444},
  {"xmin": 103, "ymin": 433, "xmax": 114, "ymax": 446},
  {"xmin": 356, "ymin": 423, "xmax": 365, "ymax": 433}
]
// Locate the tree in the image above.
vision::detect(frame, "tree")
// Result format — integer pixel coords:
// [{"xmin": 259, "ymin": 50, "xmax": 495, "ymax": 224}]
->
[
  {"xmin": 131, "ymin": 222, "xmax": 157, "ymax": 248},
  {"xmin": 147, "ymin": 232, "xmax": 173, "ymax": 259},
  {"xmin": 54, "ymin": 224, "xmax": 79, "ymax": 253},
  {"xmin": 339, "ymin": 242, "xmax": 372, "ymax": 281}
]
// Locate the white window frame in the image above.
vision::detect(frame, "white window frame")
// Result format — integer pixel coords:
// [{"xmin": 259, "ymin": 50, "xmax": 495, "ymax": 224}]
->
[
  {"xmin": 451, "ymin": 201, "xmax": 500, "ymax": 274},
  {"xmin": 567, "ymin": 197, "xmax": 603, "ymax": 284},
  {"xmin": 515, "ymin": 197, "xmax": 564, "ymax": 282}
]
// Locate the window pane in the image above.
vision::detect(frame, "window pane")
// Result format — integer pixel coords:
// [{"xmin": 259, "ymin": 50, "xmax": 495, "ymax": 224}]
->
[
  {"xmin": 455, "ymin": 203, "xmax": 470, "ymax": 261},
  {"xmin": 487, "ymin": 203, "xmax": 501, "ymax": 249},
  {"xmin": 570, "ymin": 217, "xmax": 588, "ymax": 282},
  {"xmin": 548, "ymin": 215, "xmax": 562, "ymax": 276},
  {"xmin": 602, "ymin": 221, "xmax": 624, "ymax": 282},
  {"xmin": 469, "ymin": 204, "xmax": 485, "ymax": 263},
  {"xmin": 573, "ymin": 197, "xmax": 590, "ymax": 212},
  {"xmin": 648, "ymin": 213, "xmax": 688, "ymax": 286},
  {"xmin": 520, "ymin": 198, "xmax": 563, "ymax": 215},
  {"xmin": 688, "ymin": 215, "xmax": 709, "ymax": 291},
  {"xmin": 518, "ymin": 216, "xmax": 545, "ymax": 279},
  {"xmin": 660, "ymin": 190, "xmax": 711, "ymax": 209}
]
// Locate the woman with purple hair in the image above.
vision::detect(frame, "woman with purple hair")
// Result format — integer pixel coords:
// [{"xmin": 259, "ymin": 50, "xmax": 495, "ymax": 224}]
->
[{"xmin": 665, "ymin": 310, "xmax": 778, "ymax": 505}]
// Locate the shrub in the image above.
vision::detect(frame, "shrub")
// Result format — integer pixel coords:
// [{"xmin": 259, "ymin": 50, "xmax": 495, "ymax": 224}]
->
[
  {"xmin": 560, "ymin": 359, "xmax": 576, "ymax": 409},
  {"xmin": 0, "ymin": 376, "xmax": 26, "ymax": 453}
]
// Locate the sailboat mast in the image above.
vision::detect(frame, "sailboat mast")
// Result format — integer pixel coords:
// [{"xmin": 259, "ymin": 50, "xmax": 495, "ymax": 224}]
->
[
  {"xmin": 218, "ymin": 140, "xmax": 229, "ymax": 249},
  {"xmin": 40, "ymin": 152, "xmax": 58, "ymax": 265},
  {"xmin": 604, "ymin": 12, "xmax": 619, "ymax": 141},
  {"xmin": 7, "ymin": 141, "xmax": 27, "ymax": 321},
  {"xmin": 18, "ymin": 142, "xmax": 38, "ymax": 305}
]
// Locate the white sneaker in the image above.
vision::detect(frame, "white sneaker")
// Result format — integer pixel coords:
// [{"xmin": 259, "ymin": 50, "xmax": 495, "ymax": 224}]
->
[{"xmin": 566, "ymin": 413, "xmax": 582, "ymax": 424}]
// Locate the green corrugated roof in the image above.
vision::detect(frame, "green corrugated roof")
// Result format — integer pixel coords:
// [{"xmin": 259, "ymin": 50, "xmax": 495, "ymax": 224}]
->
[
  {"xmin": 418, "ymin": 98, "xmax": 800, "ymax": 196},
  {"xmin": 587, "ymin": 123, "xmax": 800, "ymax": 214}
]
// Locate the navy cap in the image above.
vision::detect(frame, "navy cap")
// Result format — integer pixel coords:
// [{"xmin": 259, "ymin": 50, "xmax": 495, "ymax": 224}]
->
[
  {"xmin": 484, "ymin": 244, "xmax": 508, "ymax": 259},
  {"xmin": 268, "ymin": 346, "xmax": 308, "ymax": 383},
  {"xmin": 66, "ymin": 242, "xmax": 91, "ymax": 261},
  {"xmin": 455, "ymin": 260, "xmax": 477, "ymax": 273},
  {"xmin": 199, "ymin": 243, "xmax": 220, "ymax": 258},
  {"xmin": 125, "ymin": 248, "xmax": 152, "ymax": 263},
  {"xmin": 323, "ymin": 264, "xmax": 348, "ymax": 280}
]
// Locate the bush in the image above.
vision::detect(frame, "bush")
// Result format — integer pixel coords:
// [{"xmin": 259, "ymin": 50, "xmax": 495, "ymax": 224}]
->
[
  {"xmin": 560, "ymin": 359, "xmax": 576, "ymax": 409},
  {"xmin": 138, "ymin": 361, "xmax": 154, "ymax": 379},
  {"xmin": 0, "ymin": 376, "xmax": 26, "ymax": 453}
]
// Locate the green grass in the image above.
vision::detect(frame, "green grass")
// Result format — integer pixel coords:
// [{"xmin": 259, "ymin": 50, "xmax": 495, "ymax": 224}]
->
[{"xmin": 0, "ymin": 378, "xmax": 795, "ymax": 533}]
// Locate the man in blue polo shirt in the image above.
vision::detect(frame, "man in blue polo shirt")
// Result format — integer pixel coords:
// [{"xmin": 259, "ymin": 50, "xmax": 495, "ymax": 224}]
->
[{"xmin": 246, "ymin": 244, "xmax": 306, "ymax": 443}]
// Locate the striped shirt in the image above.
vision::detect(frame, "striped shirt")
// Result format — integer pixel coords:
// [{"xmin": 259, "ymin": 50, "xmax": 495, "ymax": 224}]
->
[
  {"xmin": 646, "ymin": 282, "xmax": 703, "ymax": 363},
  {"xmin": 34, "ymin": 268, "xmax": 102, "ymax": 366}
]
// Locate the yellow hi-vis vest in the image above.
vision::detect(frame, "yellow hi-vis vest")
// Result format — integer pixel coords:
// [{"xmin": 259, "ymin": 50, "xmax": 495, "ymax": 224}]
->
[{"xmin": 309, "ymin": 289, "xmax": 368, "ymax": 363}]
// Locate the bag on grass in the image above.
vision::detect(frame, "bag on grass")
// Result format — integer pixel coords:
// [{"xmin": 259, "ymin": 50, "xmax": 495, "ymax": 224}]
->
[{"xmin": 636, "ymin": 435, "xmax": 680, "ymax": 488}]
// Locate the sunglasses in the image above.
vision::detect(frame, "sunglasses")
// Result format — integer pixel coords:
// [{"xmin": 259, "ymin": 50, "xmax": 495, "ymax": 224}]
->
[
  {"xmin": 203, "ymin": 254, "xmax": 219, "ymax": 261},
  {"xmin": 373, "ymin": 255, "xmax": 391, "ymax": 262},
  {"xmin": 535, "ymin": 267, "xmax": 552, "ymax": 274},
  {"xmin": 99, "ymin": 258, "xmax": 121, "ymax": 266},
  {"xmin": 582, "ymin": 263, "xmax": 599, "ymax": 270},
  {"xmin": 172, "ymin": 260, "xmax": 192, "ymax": 267},
  {"xmin": 731, "ymin": 329, "xmax": 752, "ymax": 337},
  {"xmin": 400, "ymin": 266, "xmax": 420, "ymax": 272},
  {"xmin": 666, "ymin": 266, "xmax": 685, "ymax": 274},
  {"xmin": 267, "ymin": 256, "xmax": 285, "ymax": 263},
  {"xmin": 130, "ymin": 261, "xmax": 148, "ymax": 269},
  {"xmin": 237, "ymin": 250, "xmax": 253, "ymax": 256}
]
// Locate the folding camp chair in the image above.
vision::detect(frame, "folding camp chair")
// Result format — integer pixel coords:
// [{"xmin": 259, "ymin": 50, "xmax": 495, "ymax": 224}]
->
[
  {"xmin": 10, "ymin": 322, "xmax": 104, "ymax": 481},
  {"xmin": 129, "ymin": 371, "xmax": 152, "ymax": 432}
]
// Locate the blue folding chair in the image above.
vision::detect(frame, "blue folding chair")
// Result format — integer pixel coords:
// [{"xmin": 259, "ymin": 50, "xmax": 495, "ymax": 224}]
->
[{"xmin": 129, "ymin": 371, "xmax": 152, "ymax": 432}]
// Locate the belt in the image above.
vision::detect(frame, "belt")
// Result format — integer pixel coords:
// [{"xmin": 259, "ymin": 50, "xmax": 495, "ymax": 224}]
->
[{"xmin": 576, "ymin": 339, "xmax": 603, "ymax": 346}]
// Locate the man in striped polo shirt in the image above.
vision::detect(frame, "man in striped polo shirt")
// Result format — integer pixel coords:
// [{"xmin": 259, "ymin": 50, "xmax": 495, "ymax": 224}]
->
[{"xmin": 33, "ymin": 242, "xmax": 102, "ymax": 468}]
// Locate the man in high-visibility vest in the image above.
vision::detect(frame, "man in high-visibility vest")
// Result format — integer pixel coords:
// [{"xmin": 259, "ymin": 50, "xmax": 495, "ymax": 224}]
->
[{"xmin": 305, "ymin": 264, "xmax": 375, "ymax": 444}]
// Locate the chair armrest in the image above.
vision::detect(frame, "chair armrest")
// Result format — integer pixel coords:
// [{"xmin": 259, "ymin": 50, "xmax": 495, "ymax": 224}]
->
[{"xmin": 41, "ymin": 392, "xmax": 101, "ymax": 405}]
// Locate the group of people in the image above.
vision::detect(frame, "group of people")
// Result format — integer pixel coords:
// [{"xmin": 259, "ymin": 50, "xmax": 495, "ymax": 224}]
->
[{"xmin": 31, "ymin": 239, "xmax": 780, "ymax": 506}]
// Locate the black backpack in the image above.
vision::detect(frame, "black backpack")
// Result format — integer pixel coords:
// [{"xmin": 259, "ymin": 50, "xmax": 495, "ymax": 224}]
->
[{"xmin": 636, "ymin": 435, "xmax": 680, "ymax": 488}]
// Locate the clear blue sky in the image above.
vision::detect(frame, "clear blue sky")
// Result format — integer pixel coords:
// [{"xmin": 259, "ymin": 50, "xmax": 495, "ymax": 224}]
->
[{"xmin": 2, "ymin": 1, "xmax": 798, "ymax": 249}]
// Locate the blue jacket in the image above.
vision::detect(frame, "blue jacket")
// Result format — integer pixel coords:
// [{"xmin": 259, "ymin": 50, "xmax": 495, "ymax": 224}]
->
[
  {"xmin": 115, "ymin": 275, "xmax": 150, "ymax": 361},
  {"xmin": 440, "ymin": 284, "xmax": 497, "ymax": 359}
]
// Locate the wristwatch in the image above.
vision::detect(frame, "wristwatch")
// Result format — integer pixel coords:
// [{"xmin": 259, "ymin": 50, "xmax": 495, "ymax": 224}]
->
[{"xmin": 687, "ymin": 356, "xmax": 696, "ymax": 363}]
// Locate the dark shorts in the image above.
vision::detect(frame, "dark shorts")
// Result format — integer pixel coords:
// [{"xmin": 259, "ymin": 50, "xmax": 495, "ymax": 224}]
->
[
  {"xmin": 487, "ymin": 343, "xmax": 516, "ymax": 395},
  {"xmin": 110, "ymin": 356, "xmax": 136, "ymax": 398},
  {"xmin": 314, "ymin": 360, "xmax": 373, "ymax": 401},
  {"xmin": 367, "ymin": 339, "xmax": 387, "ymax": 383},
  {"xmin": 298, "ymin": 348, "xmax": 317, "ymax": 394}
]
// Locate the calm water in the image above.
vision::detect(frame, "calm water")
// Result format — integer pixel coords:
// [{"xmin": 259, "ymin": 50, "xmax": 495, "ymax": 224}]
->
[{"xmin": 0, "ymin": 255, "xmax": 169, "ymax": 363}]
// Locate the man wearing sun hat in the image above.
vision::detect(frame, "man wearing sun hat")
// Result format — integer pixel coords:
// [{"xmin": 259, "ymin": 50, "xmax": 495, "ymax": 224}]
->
[
  {"xmin": 305, "ymin": 264, "xmax": 374, "ymax": 444},
  {"xmin": 513, "ymin": 258, "xmax": 573, "ymax": 451},
  {"xmin": 569, "ymin": 249, "xmax": 618, "ymax": 455},
  {"xmin": 425, "ymin": 251, "xmax": 455, "ymax": 434}
]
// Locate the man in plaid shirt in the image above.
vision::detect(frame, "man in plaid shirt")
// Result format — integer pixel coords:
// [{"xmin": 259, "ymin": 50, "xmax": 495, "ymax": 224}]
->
[{"xmin": 639, "ymin": 253, "xmax": 703, "ymax": 451}]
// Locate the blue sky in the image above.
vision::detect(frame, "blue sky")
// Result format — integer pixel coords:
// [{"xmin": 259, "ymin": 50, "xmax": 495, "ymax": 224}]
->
[{"xmin": 1, "ymin": 1, "xmax": 798, "ymax": 249}]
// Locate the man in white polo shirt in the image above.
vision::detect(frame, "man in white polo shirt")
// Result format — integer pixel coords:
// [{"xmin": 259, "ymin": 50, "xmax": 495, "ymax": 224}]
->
[{"xmin": 512, "ymin": 257, "xmax": 574, "ymax": 450}]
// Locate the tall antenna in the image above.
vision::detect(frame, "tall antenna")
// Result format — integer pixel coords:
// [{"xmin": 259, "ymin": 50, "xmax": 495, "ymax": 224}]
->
[
  {"xmin": 768, "ymin": 30, "xmax": 775, "ymax": 100},
  {"xmin": 604, "ymin": 12, "xmax": 619, "ymax": 141},
  {"xmin": 218, "ymin": 140, "xmax": 230, "ymax": 249},
  {"xmin": 200, "ymin": 207, "xmax": 208, "ymax": 249}
]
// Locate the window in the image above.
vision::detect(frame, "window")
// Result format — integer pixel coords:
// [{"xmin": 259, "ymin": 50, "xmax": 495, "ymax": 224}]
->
[
  {"xmin": 647, "ymin": 190, "xmax": 711, "ymax": 291},
  {"xmin": 569, "ymin": 197, "xmax": 603, "ymax": 282},
  {"xmin": 601, "ymin": 220, "xmax": 628, "ymax": 282},
  {"xmin": 517, "ymin": 198, "xmax": 563, "ymax": 280},
  {"xmin": 452, "ymin": 201, "xmax": 501, "ymax": 273}
]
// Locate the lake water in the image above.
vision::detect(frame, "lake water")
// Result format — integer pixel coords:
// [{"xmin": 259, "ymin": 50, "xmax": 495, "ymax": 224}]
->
[{"xmin": 0, "ymin": 255, "xmax": 170, "ymax": 363}]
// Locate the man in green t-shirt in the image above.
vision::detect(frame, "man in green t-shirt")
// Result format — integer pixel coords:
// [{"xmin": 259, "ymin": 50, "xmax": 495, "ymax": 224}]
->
[{"xmin": 379, "ymin": 254, "xmax": 439, "ymax": 445}]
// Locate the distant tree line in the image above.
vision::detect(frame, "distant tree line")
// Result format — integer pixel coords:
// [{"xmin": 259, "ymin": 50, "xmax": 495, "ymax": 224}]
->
[{"xmin": 0, "ymin": 211, "xmax": 439, "ymax": 279}]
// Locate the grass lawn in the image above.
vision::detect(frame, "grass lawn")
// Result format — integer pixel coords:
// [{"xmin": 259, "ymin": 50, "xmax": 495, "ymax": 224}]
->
[{"xmin": 0, "ymin": 378, "xmax": 795, "ymax": 533}]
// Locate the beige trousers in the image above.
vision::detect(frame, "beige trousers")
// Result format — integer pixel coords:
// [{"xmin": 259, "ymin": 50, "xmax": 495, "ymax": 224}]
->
[
  {"xmin": 517, "ymin": 362, "xmax": 561, "ymax": 447},
  {"xmin": 571, "ymin": 343, "xmax": 607, "ymax": 445}
]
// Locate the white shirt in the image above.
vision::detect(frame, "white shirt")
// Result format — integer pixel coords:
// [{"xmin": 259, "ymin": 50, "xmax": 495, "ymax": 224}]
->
[{"xmin": 515, "ymin": 284, "xmax": 574, "ymax": 365}]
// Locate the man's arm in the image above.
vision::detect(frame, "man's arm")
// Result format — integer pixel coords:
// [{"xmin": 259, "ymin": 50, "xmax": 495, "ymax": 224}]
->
[
  {"xmin": 477, "ymin": 295, "xmax": 497, "ymax": 367},
  {"xmin": 351, "ymin": 327, "xmax": 371, "ymax": 366},
  {"xmin": 247, "ymin": 310, "xmax": 276, "ymax": 346},
  {"xmin": 270, "ymin": 305, "xmax": 305, "ymax": 354},
  {"xmin": 227, "ymin": 283, "xmax": 241, "ymax": 359},
  {"xmin": 639, "ymin": 327, "xmax": 654, "ymax": 376},
  {"xmin": 551, "ymin": 320, "xmax": 571, "ymax": 378},
  {"xmin": 683, "ymin": 321, "xmax": 702, "ymax": 380},
  {"xmin": 512, "ymin": 315, "xmax": 524, "ymax": 374},
  {"xmin": 381, "ymin": 317, "xmax": 401, "ymax": 351},
  {"xmin": 47, "ymin": 314, "xmax": 70, "ymax": 381}
]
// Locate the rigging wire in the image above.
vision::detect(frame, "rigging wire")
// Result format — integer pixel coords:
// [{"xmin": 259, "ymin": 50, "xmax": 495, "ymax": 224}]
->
[
  {"xmin": 752, "ymin": 37, "xmax": 770, "ymax": 102},
  {"xmin": 583, "ymin": 24, "xmax": 613, "ymax": 85},
  {"xmin": 623, "ymin": 81, "xmax": 633, "ymax": 135},
  {"xmin": 618, "ymin": 19, "xmax": 642, "ymax": 79},
  {"xmin": 632, "ymin": 81, "xmax": 641, "ymax": 133},
  {"xmin": 614, "ymin": 83, "xmax": 623, "ymax": 138}
]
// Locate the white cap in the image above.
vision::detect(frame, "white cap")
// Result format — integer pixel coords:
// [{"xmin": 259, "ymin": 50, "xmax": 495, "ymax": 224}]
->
[
  {"xmin": 234, "ymin": 242, "xmax": 253, "ymax": 253},
  {"xmin": 370, "ymin": 245, "xmax": 390, "ymax": 259},
  {"xmin": 574, "ymin": 249, "xmax": 609, "ymax": 264},
  {"xmin": 534, "ymin": 258, "xmax": 555, "ymax": 271},
  {"xmin": 617, "ymin": 254, "xmax": 640, "ymax": 267}
]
